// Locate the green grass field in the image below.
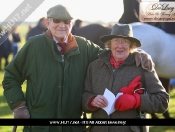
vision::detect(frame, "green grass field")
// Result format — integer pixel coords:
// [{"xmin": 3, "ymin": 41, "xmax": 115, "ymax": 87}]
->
[{"xmin": 0, "ymin": 24, "xmax": 175, "ymax": 132}]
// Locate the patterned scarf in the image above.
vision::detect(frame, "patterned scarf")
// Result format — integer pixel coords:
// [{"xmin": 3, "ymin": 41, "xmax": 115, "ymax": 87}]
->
[{"xmin": 110, "ymin": 53, "xmax": 124, "ymax": 69}]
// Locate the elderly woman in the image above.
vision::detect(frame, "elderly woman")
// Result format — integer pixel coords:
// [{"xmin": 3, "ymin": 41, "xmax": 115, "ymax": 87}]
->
[{"xmin": 82, "ymin": 24, "xmax": 169, "ymax": 132}]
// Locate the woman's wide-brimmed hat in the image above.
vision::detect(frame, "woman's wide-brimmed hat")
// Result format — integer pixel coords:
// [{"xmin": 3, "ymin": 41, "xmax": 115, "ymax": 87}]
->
[{"xmin": 100, "ymin": 23, "xmax": 141, "ymax": 47}]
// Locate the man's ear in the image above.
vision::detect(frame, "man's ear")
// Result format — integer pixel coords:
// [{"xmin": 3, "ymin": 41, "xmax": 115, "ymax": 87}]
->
[
  {"xmin": 70, "ymin": 21, "xmax": 74, "ymax": 32},
  {"xmin": 71, "ymin": 19, "xmax": 74, "ymax": 25},
  {"xmin": 45, "ymin": 18, "xmax": 50, "ymax": 29}
]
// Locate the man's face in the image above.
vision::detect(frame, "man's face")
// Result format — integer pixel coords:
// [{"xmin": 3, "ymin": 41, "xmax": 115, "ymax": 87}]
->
[{"xmin": 46, "ymin": 18, "xmax": 73, "ymax": 42}]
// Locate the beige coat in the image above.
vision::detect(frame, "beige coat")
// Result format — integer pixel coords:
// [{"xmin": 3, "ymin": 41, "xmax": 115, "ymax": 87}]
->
[{"xmin": 82, "ymin": 50, "xmax": 169, "ymax": 132}]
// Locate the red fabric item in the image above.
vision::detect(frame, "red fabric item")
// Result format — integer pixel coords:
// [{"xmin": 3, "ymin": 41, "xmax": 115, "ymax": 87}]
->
[
  {"xmin": 133, "ymin": 93, "xmax": 141, "ymax": 109},
  {"xmin": 114, "ymin": 93, "xmax": 141, "ymax": 111},
  {"xmin": 119, "ymin": 76, "xmax": 144, "ymax": 94},
  {"xmin": 110, "ymin": 53, "xmax": 124, "ymax": 69},
  {"xmin": 88, "ymin": 96, "xmax": 98, "ymax": 110},
  {"xmin": 58, "ymin": 42, "xmax": 66, "ymax": 55}
]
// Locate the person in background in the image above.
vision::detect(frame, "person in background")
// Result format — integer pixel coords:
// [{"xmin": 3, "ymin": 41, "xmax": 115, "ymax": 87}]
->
[
  {"xmin": 2, "ymin": 5, "xmax": 154, "ymax": 132},
  {"xmin": 26, "ymin": 17, "xmax": 47, "ymax": 40},
  {"xmin": 170, "ymin": 78, "xmax": 175, "ymax": 90},
  {"xmin": 82, "ymin": 24, "xmax": 169, "ymax": 132},
  {"xmin": 11, "ymin": 27, "xmax": 21, "ymax": 57},
  {"xmin": 119, "ymin": 0, "xmax": 140, "ymax": 24},
  {"xmin": 119, "ymin": 0, "xmax": 162, "ymax": 28},
  {"xmin": 28, "ymin": 25, "xmax": 33, "ymax": 32},
  {"xmin": 0, "ymin": 27, "xmax": 12, "ymax": 70},
  {"xmin": 71, "ymin": 19, "xmax": 83, "ymax": 35}
]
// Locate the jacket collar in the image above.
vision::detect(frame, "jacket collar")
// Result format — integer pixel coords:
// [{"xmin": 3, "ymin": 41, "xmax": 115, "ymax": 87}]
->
[{"xmin": 45, "ymin": 30, "xmax": 78, "ymax": 53}]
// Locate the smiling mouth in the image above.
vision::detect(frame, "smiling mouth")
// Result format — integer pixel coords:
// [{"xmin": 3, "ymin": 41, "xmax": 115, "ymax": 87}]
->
[
  {"xmin": 57, "ymin": 30, "xmax": 65, "ymax": 31},
  {"xmin": 117, "ymin": 51, "xmax": 123, "ymax": 53}
]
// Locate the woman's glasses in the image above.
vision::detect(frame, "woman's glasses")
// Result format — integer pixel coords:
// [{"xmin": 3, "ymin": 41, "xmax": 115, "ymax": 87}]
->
[{"xmin": 111, "ymin": 39, "xmax": 131, "ymax": 46}]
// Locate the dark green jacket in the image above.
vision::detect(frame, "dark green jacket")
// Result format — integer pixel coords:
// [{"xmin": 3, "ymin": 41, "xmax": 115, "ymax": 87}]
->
[{"xmin": 2, "ymin": 30, "xmax": 103, "ymax": 132}]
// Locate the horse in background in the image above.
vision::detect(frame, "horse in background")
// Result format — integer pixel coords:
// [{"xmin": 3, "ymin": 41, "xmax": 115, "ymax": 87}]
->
[
  {"xmin": 73, "ymin": 24, "xmax": 111, "ymax": 49},
  {"xmin": 131, "ymin": 22, "xmax": 175, "ymax": 78}
]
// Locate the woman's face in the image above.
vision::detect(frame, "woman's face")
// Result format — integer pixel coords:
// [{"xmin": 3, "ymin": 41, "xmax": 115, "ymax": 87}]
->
[{"xmin": 110, "ymin": 37, "xmax": 131, "ymax": 61}]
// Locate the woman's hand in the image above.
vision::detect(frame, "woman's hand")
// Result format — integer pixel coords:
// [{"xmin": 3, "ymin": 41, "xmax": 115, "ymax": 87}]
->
[{"xmin": 91, "ymin": 95, "xmax": 108, "ymax": 108}]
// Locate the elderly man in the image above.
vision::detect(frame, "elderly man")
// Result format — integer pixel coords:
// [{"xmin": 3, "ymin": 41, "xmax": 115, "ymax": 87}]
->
[{"xmin": 2, "ymin": 4, "xmax": 153, "ymax": 132}]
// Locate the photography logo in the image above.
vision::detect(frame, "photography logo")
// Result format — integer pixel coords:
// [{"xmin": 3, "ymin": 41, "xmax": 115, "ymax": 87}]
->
[
  {"xmin": 0, "ymin": 0, "xmax": 45, "ymax": 45},
  {"xmin": 140, "ymin": 1, "xmax": 175, "ymax": 22}
]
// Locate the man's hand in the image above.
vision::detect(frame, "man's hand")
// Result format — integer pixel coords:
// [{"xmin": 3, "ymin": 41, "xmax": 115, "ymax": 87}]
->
[
  {"xmin": 134, "ymin": 49, "xmax": 155, "ymax": 72},
  {"xmin": 13, "ymin": 101, "xmax": 30, "ymax": 119}
]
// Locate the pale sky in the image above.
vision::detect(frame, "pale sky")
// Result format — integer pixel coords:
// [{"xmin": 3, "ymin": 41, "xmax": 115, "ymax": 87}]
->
[
  {"xmin": 0, "ymin": 0, "xmax": 159, "ymax": 23},
  {"xmin": 0, "ymin": 0, "xmax": 124, "ymax": 23}
]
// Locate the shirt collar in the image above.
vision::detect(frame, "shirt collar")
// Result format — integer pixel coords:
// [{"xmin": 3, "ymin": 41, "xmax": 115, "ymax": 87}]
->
[{"xmin": 53, "ymin": 37, "xmax": 68, "ymax": 44}]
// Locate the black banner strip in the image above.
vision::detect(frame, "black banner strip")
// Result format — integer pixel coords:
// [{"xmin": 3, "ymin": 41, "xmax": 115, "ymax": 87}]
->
[{"xmin": 0, "ymin": 119, "xmax": 174, "ymax": 126}]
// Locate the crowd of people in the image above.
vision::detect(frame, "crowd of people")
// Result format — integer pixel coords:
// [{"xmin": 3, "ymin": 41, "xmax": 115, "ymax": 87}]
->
[
  {"xmin": 0, "ymin": 17, "xmax": 48, "ymax": 70},
  {"xmin": 0, "ymin": 26, "xmax": 21, "ymax": 70}
]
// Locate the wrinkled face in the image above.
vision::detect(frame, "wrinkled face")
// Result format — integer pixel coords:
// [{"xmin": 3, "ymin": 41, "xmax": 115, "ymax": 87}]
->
[
  {"xmin": 46, "ymin": 18, "xmax": 73, "ymax": 42},
  {"xmin": 110, "ymin": 37, "xmax": 131, "ymax": 61}
]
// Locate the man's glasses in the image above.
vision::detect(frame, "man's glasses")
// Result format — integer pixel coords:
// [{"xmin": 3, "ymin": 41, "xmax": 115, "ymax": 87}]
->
[
  {"xmin": 52, "ymin": 19, "xmax": 71, "ymax": 24},
  {"xmin": 111, "ymin": 39, "xmax": 131, "ymax": 46}
]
